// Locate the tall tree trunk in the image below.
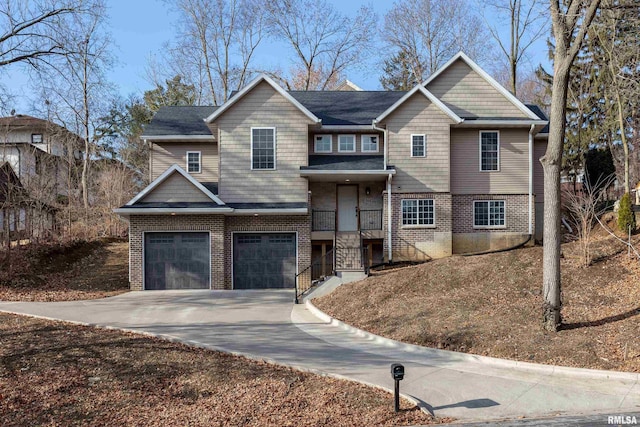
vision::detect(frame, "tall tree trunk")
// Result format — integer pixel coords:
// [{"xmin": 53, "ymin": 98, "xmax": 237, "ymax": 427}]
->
[
  {"xmin": 541, "ymin": 62, "xmax": 571, "ymax": 331},
  {"xmin": 615, "ymin": 91, "xmax": 630, "ymax": 194}
]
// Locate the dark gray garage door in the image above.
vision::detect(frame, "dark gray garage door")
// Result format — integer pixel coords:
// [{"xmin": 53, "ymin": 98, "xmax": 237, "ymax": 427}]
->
[
  {"xmin": 144, "ymin": 232, "xmax": 210, "ymax": 290},
  {"xmin": 233, "ymin": 233, "xmax": 296, "ymax": 289}
]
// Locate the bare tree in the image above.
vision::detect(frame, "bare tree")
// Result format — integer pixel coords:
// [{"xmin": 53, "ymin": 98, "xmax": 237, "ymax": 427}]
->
[
  {"xmin": 481, "ymin": 0, "xmax": 548, "ymax": 97},
  {"xmin": 541, "ymin": 0, "xmax": 602, "ymax": 332},
  {"xmin": 0, "ymin": 0, "xmax": 89, "ymax": 68},
  {"xmin": 157, "ymin": 0, "xmax": 265, "ymax": 105},
  {"xmin": 265, "ymin": 0, "xmax": 377, "ymax": 90},
  {"xmin": 383, "ymin": 0, "xmax": 491, "ymax": 81},
  {"xmin": 34, "ymin": 0, "xmax": 113, "ymax": 213}
]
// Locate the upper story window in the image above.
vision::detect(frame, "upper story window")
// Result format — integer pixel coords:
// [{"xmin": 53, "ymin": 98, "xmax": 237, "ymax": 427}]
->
[
  {"xmin": 361, "ymin": 134, "xmax": 379, "ymax": 153},
  {"xmin": 480, "ymin": 131, "xmax": 499, "ymax": 171},
  {"xmin": 252, "ymin": 127, "xmax": 276, "ymax": 170},
  {"xmin": 186, "ymin": 151, "xmax": 201, "ymax": 173},
  {"xmin": 31, "ymin": 134, "xmax": 43, "ymax": 144},
  {"xmin": 402, "ymin": 199, "xmax": 435, "ymax": 226},
  {"xmin": 411, "ymin": 134, "xmax": 426, "ymax": 157},
  {"xmin": 474, "ymin": 200, "xmax": 505, "ymax": 228},
  {"xmin": 314, "ymin": 134, "xmax": 332, "ymax": 153},
  {"xmin": 338, "ymin": 134, "xmax": 356, "ymax": 153}
]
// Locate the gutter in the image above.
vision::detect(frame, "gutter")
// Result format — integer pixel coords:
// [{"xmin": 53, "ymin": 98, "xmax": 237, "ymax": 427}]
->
[
  {"xmin": 455, "ymin": 120, "xmax": 548, "ymax": 127},
  {"xmin": 528, "ymin": 124, "xmax": 535, "ymax": 235},
  {"xmin": 113, "ymin": 207, "xmax": 234, "ymax": 215},
  {"xmin": 140, "ymin": 135, "xmax": 216, "ymax": 141},
  {"xmin": 300, "ymin": 169, "xmax": 395, "ymax": 176}
]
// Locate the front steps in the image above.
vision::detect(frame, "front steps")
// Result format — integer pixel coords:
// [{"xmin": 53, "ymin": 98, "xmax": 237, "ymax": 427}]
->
[
  {"xmin": 303, "ymin": 270, "xmax": 368, "ymax": 301},
  {"xmin": 335, "ymin": 231, "xmax": 363, "ymax": 271}
]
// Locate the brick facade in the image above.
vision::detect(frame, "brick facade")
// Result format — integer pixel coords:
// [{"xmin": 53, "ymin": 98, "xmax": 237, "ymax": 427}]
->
[
  {"xmin": 129, "ymin": 215, "xmax": 225, "ymax": 291},
  {"xmin": 451, "ymin": 194, "xmax": 532, "ymax": 234},
  {"xmin": 383, "ymin": 192, "xmax": 453, "ymax": 261}
]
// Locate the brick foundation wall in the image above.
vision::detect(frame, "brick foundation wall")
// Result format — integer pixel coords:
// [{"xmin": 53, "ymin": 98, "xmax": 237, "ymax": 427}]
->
[
  {"xmin": 224, "ymin": 215, "xmax": 312, "ymax": 290},
  {"xmin": 452, "ymin": 194, "xmax": 532, "ymax": 234},
  {"xmin": 129, "ymin": 215, "xmax": 225, "ymax": 291},
  {"xmin": 383, "ymin": 192, "xmax": 453, "ymax": 261}
]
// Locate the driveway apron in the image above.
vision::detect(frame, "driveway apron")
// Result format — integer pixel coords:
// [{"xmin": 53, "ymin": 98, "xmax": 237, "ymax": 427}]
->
[{"xmin": 0, "ymin": 290, "xmax": 638, "ymax": 422}]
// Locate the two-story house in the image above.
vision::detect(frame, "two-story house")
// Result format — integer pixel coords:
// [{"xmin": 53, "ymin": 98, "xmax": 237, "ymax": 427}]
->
[{"xmin": 116, "ymin": 52, "xmax": 549, "ymax": 293}]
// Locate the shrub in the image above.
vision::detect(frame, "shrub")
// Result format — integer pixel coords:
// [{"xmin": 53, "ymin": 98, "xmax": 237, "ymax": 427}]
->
[{"xmin": 618, "ymin": 192, "xmax": 636, "ymax": 233}]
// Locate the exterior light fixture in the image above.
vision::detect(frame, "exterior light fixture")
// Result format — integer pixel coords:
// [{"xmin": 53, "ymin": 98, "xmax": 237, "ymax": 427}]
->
[{"xmin": 365, "ymin": 187, "xmax": 371, "ymax": 195}]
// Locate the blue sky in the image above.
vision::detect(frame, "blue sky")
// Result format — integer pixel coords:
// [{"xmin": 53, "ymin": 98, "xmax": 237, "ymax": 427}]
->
[{"xmin": 2, "ymin": 0, "xmax": 551, "ymax": 115}]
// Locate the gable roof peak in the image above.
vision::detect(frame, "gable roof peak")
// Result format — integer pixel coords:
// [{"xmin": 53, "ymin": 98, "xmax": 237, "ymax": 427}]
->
[
  {"xmin": 374, "ymin": 83, "xmax": 462, "ymax": 124},
  {"xmin": 204, "ymin": 74, "xmax": 321, "ymax": 124},
  {"xmin": 422, "ymin": 51, "xmax": 540, "ymax": 120}
]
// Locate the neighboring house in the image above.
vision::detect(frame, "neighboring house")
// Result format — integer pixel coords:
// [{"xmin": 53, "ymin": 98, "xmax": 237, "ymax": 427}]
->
[
  {"xmin": 0, "ymin": 114, "xmax": 82, "ymax": 203},
  {"xmin": 0, "ymin": 162, "xmax": 56, "ymax": 243},
  {"xmin": 116, "ymin": 52, "xmax": 549, "ymax": 292}
]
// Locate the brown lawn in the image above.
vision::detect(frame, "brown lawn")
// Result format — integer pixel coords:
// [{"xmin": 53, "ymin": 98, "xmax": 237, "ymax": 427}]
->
[
  {"xmin": 0, "ymin": 239, "xmax": 129, "ymax": 301},
  {"xmin": 315, "ymin": 235, "xmax": 640, "ymax": 372},
  {"xmin": 0, "ymin": 313, "xmax": 442, "ymax": 426}
]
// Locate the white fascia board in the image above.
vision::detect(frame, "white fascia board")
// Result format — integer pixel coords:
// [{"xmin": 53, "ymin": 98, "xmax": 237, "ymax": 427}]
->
[
  {"xmin": 422, "ymin": 51, "xmax": 541, "ymax": 121},
  {"xmin": 114, "ymin": 207, "xmax": 233, "ymax": 215},
  {"xmin": 374, "ymin": 85, "xmax": 462, "ymax": 124},
  {"xmin": 227, "ymin": 208, "xmax": 308, "ymax": 216},
  {"xmin": 456, "ymin": 120, "xmax": 548, "ymax": 127},
  {"xmin": 140, "ymin": 135, "xmax": 215, "ymax": 141},
  {"xmin": 125, "ymin": 164, "xmax": 225, "ymax": 206},
  {"xmin": 320, "ymin": 124, "xmax": 375, "ymax": 131},
  {"xmin": 300, "ymin": 169, "xmax": 396, "ymax": 176},
  {"xmin": 204, "ymin": 74, "xmax": 321, "ymax": 124}
]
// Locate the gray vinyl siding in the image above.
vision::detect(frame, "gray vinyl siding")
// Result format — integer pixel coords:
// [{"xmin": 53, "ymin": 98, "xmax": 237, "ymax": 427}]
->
[
  {"xmin": 151, "ymin": 142, "xmax": 219, "ymax": 182},
  {"xmin": 140, "ymin": 172, "xmax": 212, "ymax": 203},
  {"xmin": 308, "ymin": 132, "xmax": 384, "ymax": 155},
  {"xmin": 450, "ymin": 128, "xmax": 529, "ymax": 194},
  {"xmin": 533, "ymin": 140, "xmax": 547, "ymax": 198},
  {"xmin": 384, "ymin": 93, "xmax": 452, "ymax": 193},
  {"xmin": 426, "ymin": 58, "xmax": 529, "ymax": 118},
  {"xmin": 215, "ymin": 81, "xmax": 313, "ymax": 204}
]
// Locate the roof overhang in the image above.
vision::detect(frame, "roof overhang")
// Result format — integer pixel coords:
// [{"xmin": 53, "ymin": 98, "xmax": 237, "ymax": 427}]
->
[
  {"xmin": 205, "ymin": 74, "xmax": 321, "ymax": 124},
  {"xmin": 114, "ymin": 207, "xmax": 234, "ymax": 215},
  {"xmin": 226, "ymin": 208, "xmax": 308, "ymax": 216},
  {"xmin": 373, "ymin": 85, "xmax": 462, "ymax": 124},
  {"xmin": 301, "ymin": 169, "xmax": 394, "ymax": 182},
  {"xmin": 315, "ymin": 124, "xmax": 377, "ymax": 131},
  {"xmin": 535, "ymin": 132, "xmax": 549, "ymax": 139},
  {"xmin": 422, "ymin": 51, "xmax": 541, "ymax": 121},
  {"xmin": 140, "ymin": 135, "xmax": 216, "ymax": 142},
  {"xmin": 455, "ymin": 120, "xmax": 548, "ymax": 128}
]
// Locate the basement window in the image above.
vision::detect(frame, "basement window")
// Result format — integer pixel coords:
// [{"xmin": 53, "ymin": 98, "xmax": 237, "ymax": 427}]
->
[{"xmin": 474, "ymin": 200, "xmax": 506, "ymax": 228}]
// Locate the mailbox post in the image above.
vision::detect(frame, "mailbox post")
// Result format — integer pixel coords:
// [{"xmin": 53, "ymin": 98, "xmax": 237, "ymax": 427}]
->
[{"xmin": 390, "ymin": 363, "xmax": 405, "ymax": 413}]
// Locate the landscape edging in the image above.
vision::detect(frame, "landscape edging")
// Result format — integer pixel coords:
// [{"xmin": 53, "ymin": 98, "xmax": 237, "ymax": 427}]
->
[{"xmin": 304, "ymin": 299, "xmax": 640, "ymax": 382}]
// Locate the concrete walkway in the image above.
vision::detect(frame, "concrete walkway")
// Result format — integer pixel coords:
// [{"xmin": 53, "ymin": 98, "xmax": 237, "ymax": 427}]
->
[{"xmin": 0, "ymin": 290, "xmax": 639, "ymax": 423}]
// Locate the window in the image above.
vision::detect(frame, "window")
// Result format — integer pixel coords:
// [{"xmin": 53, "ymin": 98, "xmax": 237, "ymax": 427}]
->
[
  {"xmin": 31, "ymin": 134, "xmax": 43, "ymax": 144},
  {"xmin": 186, "ymin": 151, "xmax": 201, "ymax": 173},
  {"xmin": 338, "ymin": 134, "xmax": 356, "ymax": 152},
  {"xmin": 411, "ymin": 134, "xmax": 426, "ymax": 157},
  {"xmin": 480, "ymin": 131, "xmax": 499, "ymax": 171},
  {"xmin": 361, "ymin": 134, "xmax": 379, "ymax": 153},
  {"xmin": 402, "ymin": 199, "xmax": 435, "ymax": 226},
  {"xmin": 314, "ymin": 135, "xmax": 332, "ymax": 153},
  {"xmin": 251, "ymin": 127, "xmax": 276, "ymax": 170},
  {"xmin": 474, "ymin": 200, "xmax": 506, "ymax": 228}
]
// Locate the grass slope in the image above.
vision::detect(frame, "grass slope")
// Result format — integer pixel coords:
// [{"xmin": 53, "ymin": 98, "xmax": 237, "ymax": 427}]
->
[{"xmin": 315, "ymin": 236, "xmax": 640, "ymax": 372}]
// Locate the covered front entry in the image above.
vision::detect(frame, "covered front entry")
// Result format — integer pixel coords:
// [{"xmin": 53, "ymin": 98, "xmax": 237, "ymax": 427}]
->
[
  {"xmin": 233, "ymin": 233, "xmax": 297, "ymax": 289},
  {"xmin": 144, "ymin": 232, "xmax": 210, "ymax": 290}
]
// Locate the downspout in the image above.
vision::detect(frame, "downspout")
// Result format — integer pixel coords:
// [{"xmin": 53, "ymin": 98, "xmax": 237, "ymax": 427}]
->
[
  {"xmin": 528, "ymin": 124, "xmax": 535, "ymax": 236},
  {"xmin": 372, "ymin": 120, "xmax": 388, "ymax": 170},
  {"xmin": 387, "ymin": 173, "xmax": 393, "ymax": 262},
  {"xmin": 145, "ymin": 139, "xmax": 151, "ymax": 182}
]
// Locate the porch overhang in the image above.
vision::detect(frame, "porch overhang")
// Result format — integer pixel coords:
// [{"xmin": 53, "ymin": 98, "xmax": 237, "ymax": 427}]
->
[{"xmin": 300, "ymin": 169, "xmax": 395, "ymax": 182}]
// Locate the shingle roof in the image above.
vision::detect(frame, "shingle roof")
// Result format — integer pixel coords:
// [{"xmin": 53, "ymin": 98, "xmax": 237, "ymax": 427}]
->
[
  {"xmin": 301, "ymin": 155, "xmax": 386, "ymax": 171},
  {"xmin": 289, "ymin": 91, "xmax": 406, "ymax": 125},
  {"xmin": 142, "ymin": 106, "xmax": 217, "ymax": 136},
  {"xmin": 526, "ymin": 104, "xmax": 549, "ymax": 134}
]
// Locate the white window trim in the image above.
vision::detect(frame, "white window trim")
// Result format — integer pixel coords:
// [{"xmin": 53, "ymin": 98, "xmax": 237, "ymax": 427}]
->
[
  {"xmin": 479, "ymin": 130, "xmax": 500, "ymax": 172},
  {"xmin": 338, "ymin": 134, "xmax": 356, "ymax": 153},
  {"xmin": 250, "ymin": 127, "xmax": 277, "ymax": 171},
  {"xmin": 401, "ymin": 198, "xmax": 436, "ymax": 228},
  {"xmin": 361, "ymin": 134, "xmax": 379, "ymax": 153},
  {"xmin": 473, "ymin": 200, "xmax": 507, "ymax": 229},
  {"xmin": 186, "ymin": 151, "xmax": 201, "ymax": 174},
  {"xmin": 411, "ymin": 134, "xmax": 426, "ymax": 158},
  {"xmin": 314, "ymin": 134, "xmax": 332, "ymax": 153}
]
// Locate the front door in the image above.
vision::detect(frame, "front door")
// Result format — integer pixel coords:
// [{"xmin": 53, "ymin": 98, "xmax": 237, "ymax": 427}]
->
[{"xmin": 337, "ymin": 185, "xmax": 358, "ymax": 231}]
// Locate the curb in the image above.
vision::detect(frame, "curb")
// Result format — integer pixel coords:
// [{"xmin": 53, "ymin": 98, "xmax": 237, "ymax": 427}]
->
[
  {"xmin": 304, "ymin": 299, "xmax": 640, "ymax": 383},
  {"xmin": 0, "ymin": 308, "xmax": 431, "ymax": 417}
]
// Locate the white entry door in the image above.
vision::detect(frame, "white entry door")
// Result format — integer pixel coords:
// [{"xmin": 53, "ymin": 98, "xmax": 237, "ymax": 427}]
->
[{"xmin": 337, "ymin": 185, "xmax": 358, "ymax": 231}]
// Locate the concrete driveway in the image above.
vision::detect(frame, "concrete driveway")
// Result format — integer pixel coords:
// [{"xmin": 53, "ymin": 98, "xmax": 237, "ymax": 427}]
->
[{"xmin": 1, "ymin": 290, "xmax": 639, "ymax": 423}]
